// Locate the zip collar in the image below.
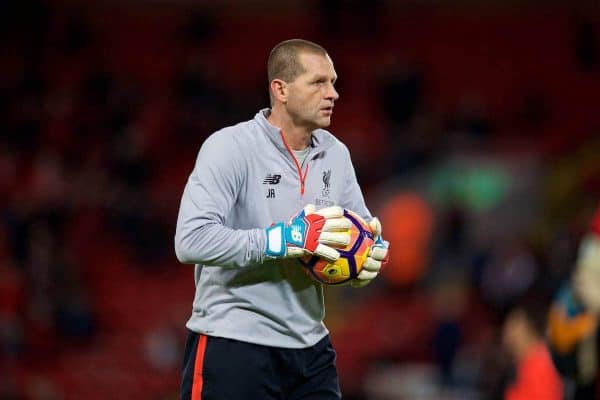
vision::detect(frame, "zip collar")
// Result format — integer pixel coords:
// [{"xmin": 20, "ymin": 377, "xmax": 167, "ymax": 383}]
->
[
  {"xmin": 254, "ymin": 108, "xmax": 337, "ymax": 196},
  {"xmin": 279, "ymin": 130, "xmax": 310, "ymax": 195},
  {"xmin": 254, "ymin": 108, "xmax": 337, "ymax": 156}
]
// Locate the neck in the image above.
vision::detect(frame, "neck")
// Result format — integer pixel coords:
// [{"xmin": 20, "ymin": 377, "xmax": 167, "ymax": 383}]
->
[
  {"xmin": 268, "ymin": 106, "xmax": 312, "ymax": 150},
  {"xmin": 514, "ymin": 336, "xmax": 541, "ymax": 362}
]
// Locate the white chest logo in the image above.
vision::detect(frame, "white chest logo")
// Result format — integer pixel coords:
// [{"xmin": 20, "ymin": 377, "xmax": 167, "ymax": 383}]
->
[{"xmin": 322, "ymin": 169, "xmax": 331, "ymax": 197}]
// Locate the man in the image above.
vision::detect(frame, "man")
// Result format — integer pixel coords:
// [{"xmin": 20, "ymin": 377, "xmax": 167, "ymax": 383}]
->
[
  {"xmin": 174, "ymin": 39, "xmax": 389, "ymax": 400},
  {"xmin": 548, "ymin": 203, "xmax": 600, "ymax": 399},
  {"xmin": 502, "ymin": 300, "xmax": 563, "ymax": 400}
]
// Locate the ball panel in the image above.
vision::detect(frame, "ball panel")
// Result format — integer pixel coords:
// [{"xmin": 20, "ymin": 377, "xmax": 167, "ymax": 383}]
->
[
  {"xmin": 345, "ymin": 210, "xmax": 372, "ymax": 234},
  {"xmin": 310, "ymin": 257, "xmax": 352, "ymax": 285}
]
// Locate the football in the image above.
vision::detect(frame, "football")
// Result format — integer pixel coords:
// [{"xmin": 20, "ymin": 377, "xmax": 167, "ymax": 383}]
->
[{"xmin": 300, "ymin": 209, "xmax": 374, "ymax": 285}]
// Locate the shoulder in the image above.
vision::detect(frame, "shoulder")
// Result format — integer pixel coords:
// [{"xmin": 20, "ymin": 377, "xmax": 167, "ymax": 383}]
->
[
  {"xmin": 313, "ymin": 128, "xmax": 350, "ymax": 155},
  {"xmin": 203, "ymin": 119, "xmax": 255, "ymax": 148},
  {"xmin": 192, "ymin": 120, "xmax": 259, "ymax": 173},
  {"xmin": 198, "ymin": 118, "xmax": 265, "ymax": 157}
]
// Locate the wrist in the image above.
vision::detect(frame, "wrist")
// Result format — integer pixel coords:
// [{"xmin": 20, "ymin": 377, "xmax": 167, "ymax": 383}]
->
[{"xmin": 265, "ymin": 222, "xmax": 286, "ymax": 257}]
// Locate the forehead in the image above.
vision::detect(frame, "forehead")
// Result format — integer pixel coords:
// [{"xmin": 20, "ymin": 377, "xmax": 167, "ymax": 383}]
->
[{"xmin": 298, "ymin": 52, "xmax": 337, "ymax": 78}]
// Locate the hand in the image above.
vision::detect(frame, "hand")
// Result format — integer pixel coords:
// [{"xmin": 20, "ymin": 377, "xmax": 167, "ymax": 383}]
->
[
  {"xmin": 351, "ymin": 217, "xmax": 390, "ymax": 288},
  {"xmin": 265, "ymin": 204, "xmax": 352, "ymax": 262},
  {"xmin": 573, "ymin": 235, "xmax": 600, "ymax": 313}
]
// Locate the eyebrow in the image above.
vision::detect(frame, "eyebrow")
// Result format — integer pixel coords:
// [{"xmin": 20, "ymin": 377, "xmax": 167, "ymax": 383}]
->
[{"xmin": 313, "ymin": 74, "xmax": 337, "ymax": 82}]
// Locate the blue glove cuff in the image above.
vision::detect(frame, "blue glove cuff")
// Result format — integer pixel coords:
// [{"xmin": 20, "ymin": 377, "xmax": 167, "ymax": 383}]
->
[
  {"xmin": 265, "ymin": 222, "xmax": 286, "ymax": 257},
  {"xmin": 374, "ymin": 235, "xmax": 388, "ymax": 248}
]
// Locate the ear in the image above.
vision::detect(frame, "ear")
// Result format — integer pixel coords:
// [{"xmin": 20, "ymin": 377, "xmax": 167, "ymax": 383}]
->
[{"xmin": 270, "ymin": 79, "xmax": 288, "ymax": 104}]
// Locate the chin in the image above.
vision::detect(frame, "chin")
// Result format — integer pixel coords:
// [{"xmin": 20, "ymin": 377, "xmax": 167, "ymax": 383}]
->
[{"xmin": 316, "ymin": 117, "xmax": 332, "ymax": 128}]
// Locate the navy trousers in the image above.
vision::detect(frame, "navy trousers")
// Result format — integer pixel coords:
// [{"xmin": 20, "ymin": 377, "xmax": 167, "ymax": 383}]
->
[{"xmin": 180, "ymin": 331, "xmax": 341, "ymax": 400}]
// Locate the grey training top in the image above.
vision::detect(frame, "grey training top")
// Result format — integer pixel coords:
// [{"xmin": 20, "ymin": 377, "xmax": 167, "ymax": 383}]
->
[{"xmin": 174, "ymin": 109, "xmax": 372, "ymax": 348}]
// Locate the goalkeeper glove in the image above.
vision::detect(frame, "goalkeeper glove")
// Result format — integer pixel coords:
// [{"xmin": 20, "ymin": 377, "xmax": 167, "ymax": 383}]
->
[
  {"xmin": 265, "ymin": 204, "xmax": 352, "ymax": 262},
  {"xmin": 351, "ymin": 216, "xmax": 390, "ymax": 288}
]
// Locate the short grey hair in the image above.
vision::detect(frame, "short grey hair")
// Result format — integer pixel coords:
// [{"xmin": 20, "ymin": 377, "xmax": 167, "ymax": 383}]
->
[{"xmin": 267, "ymin": 39, "xmax": 328, "ymax": 84}]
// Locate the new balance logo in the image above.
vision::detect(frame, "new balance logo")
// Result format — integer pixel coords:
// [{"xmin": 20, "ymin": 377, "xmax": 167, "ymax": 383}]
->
[
  {"xmin": 290, "ymin": 225, "xmax": 303, "ymax": 243},
  {"xmin": 263, "ymin": 174, "xmax": 281, "ymax": 185}
]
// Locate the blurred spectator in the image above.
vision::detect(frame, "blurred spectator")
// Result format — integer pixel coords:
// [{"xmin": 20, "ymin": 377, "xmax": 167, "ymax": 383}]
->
[
  {"xmin": 574, "ymin": 17, "xmax": 598, "ymax": 71},
  {"xmin": 479, "ymin": 334, "xmax": 512, "ymax": 400},
  {"xmin": 334, "ymin": 285, "xmax": 436, "ymax": 398},
  {"xmin": 431, "ymin": 278, "xmax": 466, "ymax": 386},
  {"xmin": 316, "ymin": 0, "xmax": 384, "ymax": 39},
  {"xmin": 144, "ymin": 323, "xmax": 181, "ymax": 371},
  {"xmin": 446, "ymin": 94, "xmax": 492, "ymax": 140},
  {"xmin": 378, "ymin": 192, "xmax": 434, "ymax": 287},
  {"xmin": 57, "ymin": 11, "xmax": 93, "ymax": 56},
  {"xmin": 479, "ymin": 241, "xmax": 539, "ymax": 315},
  {"xmin": 502, "ymin": 298, "xmax": 563, "ymax": 400},
  {"xmin": 376, "ymin": 59, "xmax": 441, "ymax": 176},
  {"xmin": 181, "ymin": 10, "xmax": 217, "ymax": 44},
  {"xmin": 548, "ymin": 203, "xmax": 600, "ymax": 399},
  {"xmin": 0, "ymin": 374, "xmax": 20, "ymax": 400},
  {"xmin": 25, "ymin": 375, "xmax": 63, "ymax": 400},
  {"xmin": 514, "ymin": 90, "xmax": 552, "ymax": 130},
  {"xmin": 0, "ymin": 241, "xmax": 25, "ymax": 360},
  {"xmin": 378, "ymin": 60, "xmax": 424, "ymax": 130}
]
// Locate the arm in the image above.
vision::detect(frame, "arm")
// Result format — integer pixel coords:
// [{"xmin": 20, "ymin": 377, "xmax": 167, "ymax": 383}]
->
[
  {"xmin": 175, "ymin": 132, "xmax": 351, "ymax": 268},
  {"xmin": 174, "ymin": 131, "xmax": 266, "ymax": 268}
]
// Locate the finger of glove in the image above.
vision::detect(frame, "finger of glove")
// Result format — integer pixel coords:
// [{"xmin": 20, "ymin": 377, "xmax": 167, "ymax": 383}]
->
[
  {"xmin": 302, "ymin": 203, "xmax": 317, "ymax": 216},
  {"xmin": 323, "ymin": 217, "xmax": 352, "ymax": 232},
  {"xmin": 351, "ymin": 279, "xmax": 372, "ymax": 288},
  {"xmin": 369, "ymin": 245, "xmax": 389, "ymax": 261},
  {"xmin": 313, "ymin": 244, "xmax": 340, "ymax": 262},
  {"xmin": 357, "ymin": 269, "xmax": 378, "ymax": 281},
  {"xmin": 286, "ymin": 247, "xmax": 309, "ymax": 258},
  {"xmin": 369, "ymin": 217, "xmax": 382, "ymax": 238},
  {"xmin": 318, "ymin": 231, "xmax": 351, "ymax": 247},
  {"xmin": 314, "ymin": 206, "xmax": 344, "ymax": 219},
  {"xmin": 362, "ymin": 257, "xmax": 382, "ymax": 272}
]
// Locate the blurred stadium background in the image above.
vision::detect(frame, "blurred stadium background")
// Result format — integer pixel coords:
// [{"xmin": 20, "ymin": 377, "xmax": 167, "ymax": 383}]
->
[{"xmin": 1, "ymin": 0, "xmax": 599, "ymax": 399}]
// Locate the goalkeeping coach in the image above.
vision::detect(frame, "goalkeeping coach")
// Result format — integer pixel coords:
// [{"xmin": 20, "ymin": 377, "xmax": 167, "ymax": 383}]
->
[{"xmin": 175, "ymin": 39, "xmax": 389, "ymax": 400}]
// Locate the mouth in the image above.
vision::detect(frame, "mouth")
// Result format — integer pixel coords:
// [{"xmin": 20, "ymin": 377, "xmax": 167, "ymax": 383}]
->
[{"xmin": 321, "ymin": 106, "xmax": 334, "ymax": 115}]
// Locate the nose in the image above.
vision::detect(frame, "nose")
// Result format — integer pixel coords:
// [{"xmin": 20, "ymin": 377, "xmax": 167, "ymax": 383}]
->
[{"xmin": 325, "ymin": 83, "xmax": 339, "ymax": 101}]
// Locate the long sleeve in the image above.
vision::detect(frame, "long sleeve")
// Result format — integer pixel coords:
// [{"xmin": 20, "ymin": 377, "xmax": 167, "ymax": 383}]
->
[
  {"xmin": 174, "ymin": 131, "xmax": 266, "ymax": 267},
  {"xmin": 505, "ymin": 344, "xmax": 563, "ymax": 400}
]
